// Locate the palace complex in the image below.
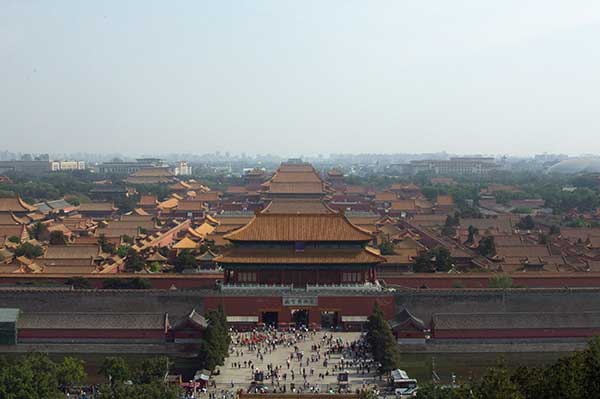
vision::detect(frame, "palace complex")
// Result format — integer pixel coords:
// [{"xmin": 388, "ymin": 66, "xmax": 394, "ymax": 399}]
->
[{"xmin": 2, "ymin": 160, "xmax": 600, "ymax": 351}]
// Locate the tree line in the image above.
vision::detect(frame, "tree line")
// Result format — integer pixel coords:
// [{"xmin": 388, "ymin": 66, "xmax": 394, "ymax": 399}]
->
[
  {"xmin": 0, "ymin": 353, "xmax": 180, "ymax": 399},
  {"xmin": 416, "ymin": 337, "xmax": 600, "ymax": 399}
]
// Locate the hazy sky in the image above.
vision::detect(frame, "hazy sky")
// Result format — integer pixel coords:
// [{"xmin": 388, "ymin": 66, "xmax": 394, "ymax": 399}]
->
[{"xmin": 2, "ymin": 1, "xmax": 600, "ymax": 157}]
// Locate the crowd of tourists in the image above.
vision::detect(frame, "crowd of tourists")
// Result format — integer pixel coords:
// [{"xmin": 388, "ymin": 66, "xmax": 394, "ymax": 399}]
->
[{"xmin": 194, "ymin": 327, "xmax": 380, "ymax": 399}]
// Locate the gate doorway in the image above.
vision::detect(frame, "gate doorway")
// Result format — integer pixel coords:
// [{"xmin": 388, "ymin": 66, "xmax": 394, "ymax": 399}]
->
[
  {"xmin": 320, "ymin": 311, "xmax": 339, "ymax": 329},
  {"xmin": 291, "ymin": 309, "xmax": 309, "ymax": 328},
  {"xmin": 262, "ymin": 312, "xmax": 278, "ymax": 328}
]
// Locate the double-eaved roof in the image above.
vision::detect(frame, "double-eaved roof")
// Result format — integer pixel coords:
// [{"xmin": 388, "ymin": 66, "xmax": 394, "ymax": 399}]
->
[
  {"xmin": 224, "ymin": 213, "xmax": 373, "ymax": 242},
  {"xmin": 263, "ymin": 162, "xmax": 328, "ymax": 196},
  {"xmin": 261, "ymin": 199, "xmax": 335, "ymax": 215},
  {"xmin": 216, "ymin": 247, "xmax": 384, "ymax": 265}
]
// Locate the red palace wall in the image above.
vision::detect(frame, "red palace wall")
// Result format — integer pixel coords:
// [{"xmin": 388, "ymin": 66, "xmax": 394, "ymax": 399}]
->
[
  {"xmin": 433, "ymin": 328, "xmax": 600, "ymax": 340},
  {"xmin": 380, "ymin": 273, "xmax": 600, "ymax": 289},
  {"xmin": 0, "ymin": 273, "xmax": 222, "ymax": 289},
  {"xmin": 203, "ymin": 294, "xmax": 395, "ymax": 328}
]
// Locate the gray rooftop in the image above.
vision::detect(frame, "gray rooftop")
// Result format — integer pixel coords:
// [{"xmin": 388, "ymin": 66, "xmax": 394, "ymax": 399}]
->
[
  {"xmin": 0, "ymin": 308, "xmax": 19, "ymax": 323},
  {"xmin": 17, "ymin": 312, "xmax": 167, "ymax": 330},
  {"xmin": 432, "ymin": 312, "xmax": 600, "ymax": 330}
]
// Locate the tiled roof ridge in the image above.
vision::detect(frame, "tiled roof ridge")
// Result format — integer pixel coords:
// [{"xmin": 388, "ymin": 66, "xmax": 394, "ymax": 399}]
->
[{"xmin": 224, "ymin": 212, "xmax": 374, "ymax": 241}]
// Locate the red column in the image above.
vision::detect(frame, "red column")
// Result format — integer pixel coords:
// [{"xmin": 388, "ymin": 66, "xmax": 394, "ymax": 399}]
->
[{"xmin": 309, "ymin": 309, "xmax": 320, "ymax": 330}]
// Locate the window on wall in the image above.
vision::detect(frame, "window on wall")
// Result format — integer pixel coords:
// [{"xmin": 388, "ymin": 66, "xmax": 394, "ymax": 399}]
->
[
  {"xmin": 238, "ymin": 272, "xmax": 257, "ymax": 283},
  {"xmin": 342, "ymin": 272, "xmax": 361, "ymax": 283}
]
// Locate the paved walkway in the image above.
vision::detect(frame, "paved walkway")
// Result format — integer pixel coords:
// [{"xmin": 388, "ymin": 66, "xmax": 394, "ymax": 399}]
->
[{"xmin": 204, "ymin": 330, "xmax": 383, "ymax": 398}]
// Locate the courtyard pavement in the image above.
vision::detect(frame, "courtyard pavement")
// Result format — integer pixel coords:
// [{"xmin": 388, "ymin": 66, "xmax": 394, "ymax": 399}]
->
[{"xmin": 202, "ymin": 330, "xmax": 385, "ymax": 398}]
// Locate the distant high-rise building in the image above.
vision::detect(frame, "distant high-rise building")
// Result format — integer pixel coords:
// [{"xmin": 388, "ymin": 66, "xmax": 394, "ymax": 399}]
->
[
  {"xmin": 397, "ymin": 157, "xmax": 498, "ymax": 176},
  {"xmin": 51, "ymin": 160, "xmax": 86, "ymax": 171},
  {"xmin": 174, "ymin": 161, "xmax": 192, "ymax": 176}
]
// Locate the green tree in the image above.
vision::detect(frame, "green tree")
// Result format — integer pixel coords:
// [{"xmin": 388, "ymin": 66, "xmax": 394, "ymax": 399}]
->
[
  {"xmin": 122, "ymin": 234, "xmax": 134, "ymax": 245},
  {"xmin": 365, "ymin": 303, "xmax": 401, "ymax": 374},
  {"xmin": 413, "ymin": 248, "xmax": 452, "ymax": 273},
  {"xmin": 442, "ymin": 213, "xmax": 460, "ymax": 237},
  {"xmin": 583, "ymin": 337, "xmax": 600, "ymax": 398},
  {"xmin": 97, "ymin": 380, "xmax": 181, "ymax": 399},
  {"xmin": 57, "ymin": 356, "xmax": 86, "ymax": 392},
  {"xmin": 431, "ymin": 246, "xmax": 453, "ymax": 272},
  {"xmin": 7, "ymin": 235, "xmax": 20, "ymax": 244},
  {"xmin": 0, "ymin": 353, "xmax": 74, "ymax": 399},
  {"xmin": 49, "ymin": 230, "xmax": 68, "ymax": 245},
  {"xmin": 413, "ymin": 253, "xmax": 434, "ymax": 273},
  {"xmin": 21, "ymin": 352, "xmax": 62, "ymax": 399},
  {"xmin": 379, "ymin": 238, "xmax": 396, "ymax": 255},
  {"xmin": 174, "ymin": 249, "xmax": 198, "ymax": 273},
  {"xmin": 29, "ymin": 221, "xmax": 48, "ymax": 240},
  {"xmin": 199, "ymin": 239, "xmax": 216, "ymax": 254},
  {"xmin": 100, "ymin": 356, "xmax": 130, "ymax": 397},
  {"xmin": 14, "ymin": 242, "xmax": 44, "ymax": 258},
  {"xmin": 542, "ymin": 353, "xmax": 584, "ymax": 399},
  {"xmin": 517, "ymin": 215, "xmax": 535, "ymax": 230},
  {"xmin": 512, "ymin": 207, "xmax": 533, "ymax": 215},
  {"xmin": 198, "ymin": 306, "xmax": 230, "ymax": 371},
  {"xmin": 115, "ymin": 197, "xmax": 137, "ymax": 214},
  {"xmin": 98, "ymin": 234, "xmax": 116, "ymax": 254},
  {"xmin": 125, "ymin": 248, "xmax": 145, "ymax": 272},
  {"xmin": 116, "ymin": 244, "xmax": 130, "ymax": 257},
  {"xmin": 549, "ymin": 225, "xmax": 561, "ymax": 235},
  {"xmin": 489, "ymin": 275, "xmax": 513, "ymax": 289},
  {"xmin": 416, "ymin": 384, "xmax": 471, "ymax": 399},
  {"xmin": 464, "ymin": 225, "xmax": 479, "ymax": 245},
  {"xmin": 0, "ymin": 356, "xmax": 37, "ymax": 399},
  {"xmin": 102, "ymin": 278, "xmax": 151, "ymax": 289},
  {"xmin": 149, "ymin": 261, "xmax": 162, "ymax": 273},
  {"xmin": 474, "ymin": 364, "xmax": 523, "ymax": 399},
  {"xmin": 478, "ymin": 236, "xmax": 496, "ymax": 257},
  {"xmin": 131, "ymin": 356, "xmax": 172, "ymax": 384}
]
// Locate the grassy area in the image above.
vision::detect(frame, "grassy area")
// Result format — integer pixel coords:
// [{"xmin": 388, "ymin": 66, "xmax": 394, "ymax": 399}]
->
[{"xmin": 399, "ymin": 352, "xmax": 566, "ymax": 384}]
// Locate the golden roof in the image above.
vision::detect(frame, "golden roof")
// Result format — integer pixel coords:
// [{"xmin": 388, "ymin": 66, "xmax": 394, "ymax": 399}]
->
[
  {"xmin": 172, "ymin": 237, "xmax": 199, "ymax": 249},
  {"xmin": 158, "ymin": 198, "xmax": 178, "ymax": 210},
  {"xmin": 224, "ymin": 213, "xmax": 373, "ymax": 242}
]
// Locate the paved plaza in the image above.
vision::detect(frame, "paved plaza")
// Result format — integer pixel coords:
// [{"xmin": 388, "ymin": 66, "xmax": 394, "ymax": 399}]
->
[{"xmin": 208, "ymin": 330, "xmax": 384, "ymax": 397}]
